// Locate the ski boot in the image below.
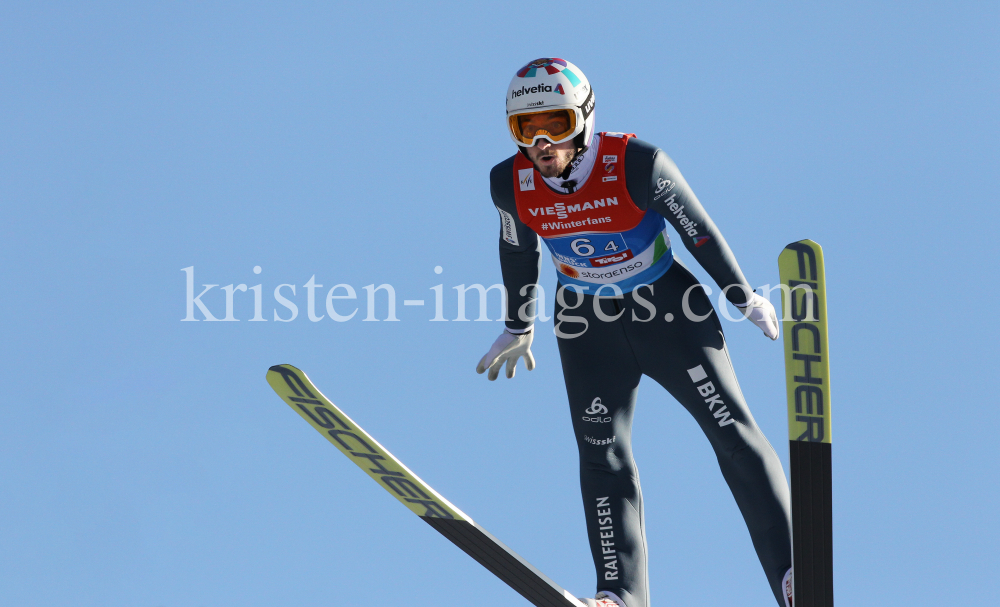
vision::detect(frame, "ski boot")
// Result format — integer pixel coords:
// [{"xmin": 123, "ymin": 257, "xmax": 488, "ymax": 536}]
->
[
  {"xmin": 783, "ymin": 567, "xmax": 793, "ymax": 607},
  {"xmin": 579, "ymin": 590, "xmax": 624, "ymax": 607}
]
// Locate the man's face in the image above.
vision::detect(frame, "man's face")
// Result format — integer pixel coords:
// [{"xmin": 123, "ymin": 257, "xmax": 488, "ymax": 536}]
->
[{"xmin": 517, "ymin": 112, "xmax": 578, "ymax": 178}]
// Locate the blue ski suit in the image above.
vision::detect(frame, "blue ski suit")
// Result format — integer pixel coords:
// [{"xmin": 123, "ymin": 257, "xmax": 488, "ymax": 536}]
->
[{"xmin": 490, "ymin": 133, "xmax": 792, "ymax": 607}]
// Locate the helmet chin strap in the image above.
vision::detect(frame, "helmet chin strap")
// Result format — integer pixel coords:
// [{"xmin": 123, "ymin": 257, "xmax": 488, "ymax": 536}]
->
[
  {"xmin": 558, "ymin": 146, "xmax": 586, "ymax": 180},
  {"xmin": 517, "ymin": 145, "xmax": 587, "ymax": 179},
  {"xmin": 558, "ymin": 121, "xmax": 591, "ymax": 179}
]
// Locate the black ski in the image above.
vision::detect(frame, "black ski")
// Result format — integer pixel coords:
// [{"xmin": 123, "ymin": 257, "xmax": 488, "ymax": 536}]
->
[
  {"xmin": 266, "ymin": 364, "xmax": 585, "ymax": 607},
  {"xmin": 778, "ymin": 240, "xmax": 834, "ymax": 607}
]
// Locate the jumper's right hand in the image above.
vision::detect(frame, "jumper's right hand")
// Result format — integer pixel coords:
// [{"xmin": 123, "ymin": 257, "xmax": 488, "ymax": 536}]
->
[{"xmin": 476, "ymin": 329, "xmax": 536, "ymax": 380}]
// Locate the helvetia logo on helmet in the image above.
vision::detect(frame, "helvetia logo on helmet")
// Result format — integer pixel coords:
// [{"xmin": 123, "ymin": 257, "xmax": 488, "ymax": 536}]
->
[{"xmin": 510, "ymin": 84, "xmax": 563, "ymax": 98}]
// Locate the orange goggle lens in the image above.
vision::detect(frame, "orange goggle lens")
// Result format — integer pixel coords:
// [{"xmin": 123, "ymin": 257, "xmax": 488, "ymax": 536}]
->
[{"xmin": 508, "ymin": 109, "xmax": 578, "ymax": 146}]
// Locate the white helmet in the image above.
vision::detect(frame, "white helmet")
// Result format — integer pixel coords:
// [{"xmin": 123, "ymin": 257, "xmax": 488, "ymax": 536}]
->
[{"xmin": 505, "ymin": 58, "xmax": 595, "ymax": 151}]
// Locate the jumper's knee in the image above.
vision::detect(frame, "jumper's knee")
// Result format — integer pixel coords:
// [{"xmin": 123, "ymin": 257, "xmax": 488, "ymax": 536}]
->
[{"xmin": 579, "ymin": 441, "xmax": 634, "ymax": 475}]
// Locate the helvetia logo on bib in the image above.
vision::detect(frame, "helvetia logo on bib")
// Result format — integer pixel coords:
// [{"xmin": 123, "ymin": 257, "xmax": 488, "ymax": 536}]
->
[{"xmin": 518, "ymin": 168, "xmax": 535, "ymax": 191}]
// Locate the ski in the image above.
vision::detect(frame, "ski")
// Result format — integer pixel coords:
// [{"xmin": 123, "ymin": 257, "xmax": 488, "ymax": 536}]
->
[
  {"xmin": 778, "ymin": 240, "xmax": 834, "ymax": 607},
  {"xmin": 266, "ymin": 364, "xmax": 586, "ymax": 607}
]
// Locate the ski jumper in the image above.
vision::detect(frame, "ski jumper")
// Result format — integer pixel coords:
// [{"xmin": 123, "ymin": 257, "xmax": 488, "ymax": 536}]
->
[{"xmin": 491, "ymin": 134, "xmax": 792, "ymax": 607}]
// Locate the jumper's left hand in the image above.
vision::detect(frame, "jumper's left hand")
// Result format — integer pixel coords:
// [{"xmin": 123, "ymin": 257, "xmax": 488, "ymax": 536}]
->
[{"xmin": 736, "ymin": 292, "xmax": 779, "ymax": 340}]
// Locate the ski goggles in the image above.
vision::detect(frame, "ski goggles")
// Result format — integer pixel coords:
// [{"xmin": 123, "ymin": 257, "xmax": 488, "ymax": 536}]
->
[{"xmin": 507, "ymin": 108, "xmax": 581, "ymax": 147}]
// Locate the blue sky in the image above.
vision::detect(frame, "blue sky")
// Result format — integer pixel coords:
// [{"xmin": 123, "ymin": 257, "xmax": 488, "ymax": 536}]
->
[{"xmin": 1, "ymin": 2, "xmax": 997, "ymax": 606}]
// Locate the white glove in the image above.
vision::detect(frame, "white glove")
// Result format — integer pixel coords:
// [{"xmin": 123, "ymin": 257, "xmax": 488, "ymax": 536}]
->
[
  {"xmin": 476, "ymin": 329, "xmax": 536, "ymax": 380},
  {"xmin": 736, "ymin": 292, "xmax": 779, "ymax": 340}
]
